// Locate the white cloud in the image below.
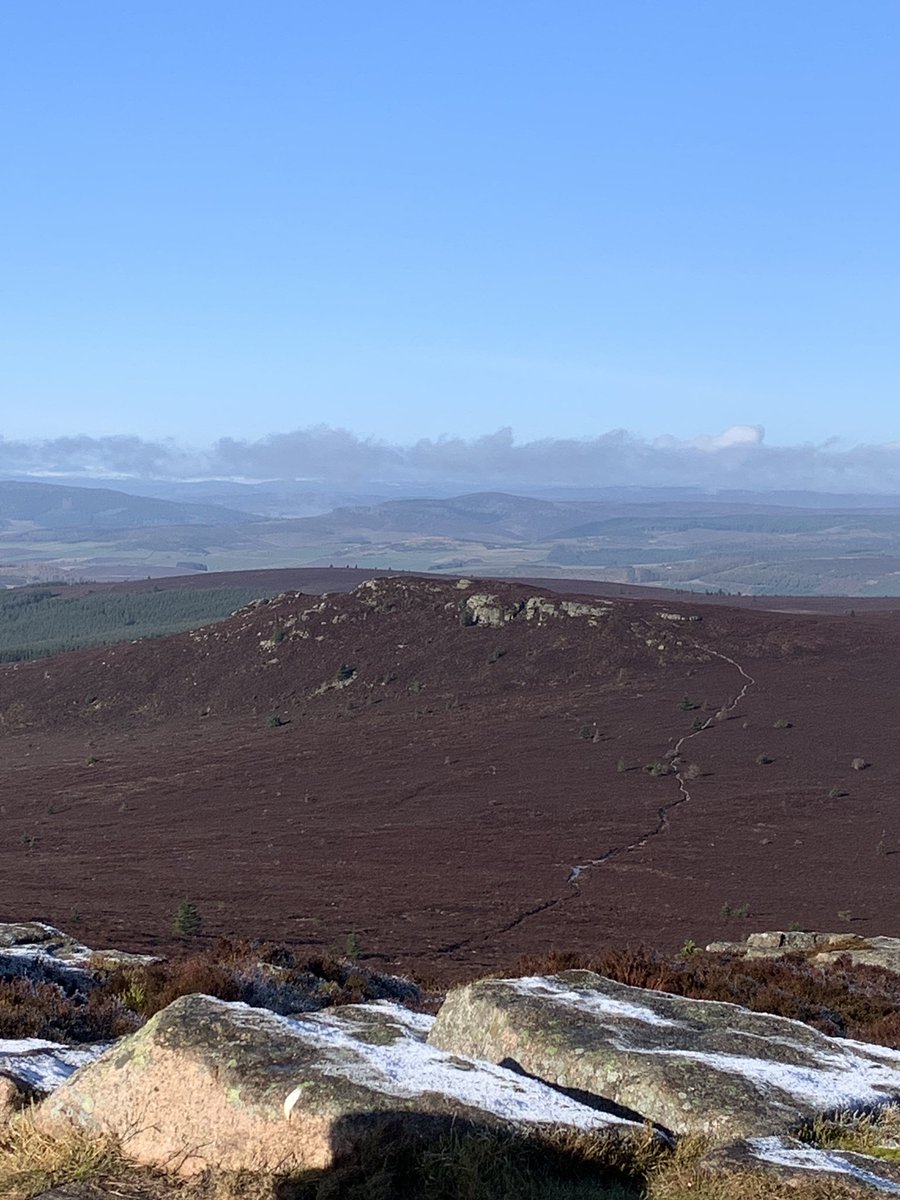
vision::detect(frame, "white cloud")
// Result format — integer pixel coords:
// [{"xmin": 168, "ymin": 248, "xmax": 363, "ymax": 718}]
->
[{"xmin": 3, "ymin": 425, "xmax": 900, "ymax": 494}]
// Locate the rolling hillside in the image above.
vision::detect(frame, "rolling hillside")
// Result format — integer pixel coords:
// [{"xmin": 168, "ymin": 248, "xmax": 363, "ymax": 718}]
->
[{"xmin": 2, "ymin": 573, "xmax": 898, "ymax": 979}]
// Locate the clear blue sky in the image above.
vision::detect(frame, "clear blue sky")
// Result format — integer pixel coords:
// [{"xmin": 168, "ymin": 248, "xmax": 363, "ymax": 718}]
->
[{"xmin": 2, "ymin": 1, "xmax": 899, "ymax": 449}]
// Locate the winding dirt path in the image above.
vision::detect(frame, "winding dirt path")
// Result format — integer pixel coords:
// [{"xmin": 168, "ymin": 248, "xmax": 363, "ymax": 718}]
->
[
  {"xmin": 568, "ymin": 643, "xmax": 756, "ymax": 881},
  {"xmin": 436, "ymin": 640, "xmax": 756, "ymax": 957}
]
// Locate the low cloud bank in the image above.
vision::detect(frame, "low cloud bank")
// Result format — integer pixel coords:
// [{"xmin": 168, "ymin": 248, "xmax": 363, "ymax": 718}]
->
[{"xmin": 3, "ymin": 425, "xmax": 900, "ymax": 493}]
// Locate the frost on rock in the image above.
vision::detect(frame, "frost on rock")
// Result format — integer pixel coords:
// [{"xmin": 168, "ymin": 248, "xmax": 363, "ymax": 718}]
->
[
  {"xmin": 429, "ymin": 970, "xmax": 900, "ymax": 1143},
  {"xmin": 0, "ymin": 921, "xmax": 157, "ymax": 986},
  {"xmin": 748, "ymin": 1137, "xmax": 900, "ymax": 1191},
  {"xmin": 38, "ymin": 994, "xmax": 651, "ymax": 1176},
  {"xmin": 0, "ymin": 1038, "xmax": 107, "ymax": 1097},
  {"xmin": 280, "ymin": 1001, "xmax": 636, "ymax": 1129},
  {"xmin": 703, "ymin": 1135, "xmax": 900, "ymax": 1194},
  {"xmin": 511, "ymin": 976, "xmax": 687, "ymax": 1030}
]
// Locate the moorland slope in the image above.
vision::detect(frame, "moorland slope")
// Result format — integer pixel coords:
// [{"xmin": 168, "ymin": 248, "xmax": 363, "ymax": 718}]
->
[{"xmin": 1, "ymin": 575, "xmax": 898, "ymax": 979}]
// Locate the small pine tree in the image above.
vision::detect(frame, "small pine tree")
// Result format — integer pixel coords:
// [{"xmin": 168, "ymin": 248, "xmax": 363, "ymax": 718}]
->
[
  {"xmin": 173, "ymin": 901, "xmax": 202, "ymax": 937},
  {"xmin": 345, "ymin": 931, "xmax": 362, "ymax": 960}
]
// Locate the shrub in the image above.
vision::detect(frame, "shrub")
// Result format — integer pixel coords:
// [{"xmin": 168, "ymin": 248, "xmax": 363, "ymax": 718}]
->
[
  {"xmin": 755, "ymin": 753, "xmax": 774, "ymax": 765},
  {"xmin": 172, "ymin": 901, "xmax": 202, "ymax": 937},
  {"xmin": 773, "ymin": 718, "xmax": 792, "ymax": 729},
  {"xmin": 0, "ymin": 978, "xmax": 138, "ymax": 1043},
  {"xmin": 265, "ymin": 714, "xmax": 286, "ymax": 728},
  {"xmin": 851, "ymin": 757, "xmax": 869, "ymax": 771}
]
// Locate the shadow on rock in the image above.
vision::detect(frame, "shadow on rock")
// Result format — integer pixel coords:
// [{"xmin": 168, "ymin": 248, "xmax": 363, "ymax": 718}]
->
[{"xmin": 498, "ymin": 1055, "xmax": 671, "ymax": 1137}]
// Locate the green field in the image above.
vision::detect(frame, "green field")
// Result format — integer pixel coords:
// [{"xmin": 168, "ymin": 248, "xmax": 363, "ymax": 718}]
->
[{"xmin": 0, "ymin": 585, "xmax": 269, "ymax": 662}]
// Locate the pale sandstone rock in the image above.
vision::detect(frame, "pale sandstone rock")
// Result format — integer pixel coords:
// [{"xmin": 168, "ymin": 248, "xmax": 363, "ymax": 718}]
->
[{"xmin": 706, "ymin": 931, "xmax": 900, "ymax": 978}]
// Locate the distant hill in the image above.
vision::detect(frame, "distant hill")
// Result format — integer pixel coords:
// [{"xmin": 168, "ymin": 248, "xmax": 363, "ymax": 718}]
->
[
  {"xmin": 7, "ymin": 481, "xmax": 900, "ymax": 595},
  {"xmin": 0, "ymin": 480, "xmax": 256, "ymax": 530}
]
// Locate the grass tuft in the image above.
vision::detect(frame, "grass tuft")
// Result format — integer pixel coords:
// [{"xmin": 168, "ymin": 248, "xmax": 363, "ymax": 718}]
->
[{"xmin": 0, "ymin": 1115, "xmax": 126, "ymax": 1200}]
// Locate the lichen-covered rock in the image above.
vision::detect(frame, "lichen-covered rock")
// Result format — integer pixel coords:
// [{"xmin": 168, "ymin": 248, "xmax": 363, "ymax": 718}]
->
[
  {"xmin": 818, "ymin": 936, "xmax": 900, "ymax": 977},
  {"xmin": 37, "ymin": 995, "xmax": 649, "ymax": 1175},
  {"xmin": 427, "ymin": 972, "xmax": 900, "ymax": 1142},
  {"xmin": 703, "ymin": 1136, "xmax": 900, "ymax": 1194}
]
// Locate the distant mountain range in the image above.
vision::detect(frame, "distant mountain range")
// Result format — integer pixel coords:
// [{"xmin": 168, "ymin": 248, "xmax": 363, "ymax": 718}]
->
[
  {"xmin": 5, "ymin": 478, "xmax": 900, "ymax": 595},
  {"xmin": 0, "ymin": 480, "xmax": 258, "ymax": 530}
]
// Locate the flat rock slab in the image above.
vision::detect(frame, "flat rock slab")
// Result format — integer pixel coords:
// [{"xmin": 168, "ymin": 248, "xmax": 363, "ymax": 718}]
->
[
  {"xmin": 38, "ymin": 995, "xmax": 648, "ymax": 1175},
  {"xmin": 704, "ymin": 1136, "xmax": 900, "ymax": 1194},
  {"xmin": 427, "ymin": 971, "xmax": 900, "ymax": 1142},
  {"xmin": 0, "ymin": 1038, "xmax": 107, "ymax": 1097}
]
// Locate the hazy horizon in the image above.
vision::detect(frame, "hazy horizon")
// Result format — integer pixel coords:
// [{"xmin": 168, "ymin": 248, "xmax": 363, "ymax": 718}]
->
[{"xmin": 5, "ymin": 424, "xmax": 900, "ymax": 497}]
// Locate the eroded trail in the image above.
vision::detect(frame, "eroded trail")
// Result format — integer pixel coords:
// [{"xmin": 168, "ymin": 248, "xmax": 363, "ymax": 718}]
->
[
  {"xmin": 436, "ymin": 640, "xmax": 756, "ymax": 958},
  {"xmin": 568, "ymin": 643, "xmax": 756, "ymax": 881}
]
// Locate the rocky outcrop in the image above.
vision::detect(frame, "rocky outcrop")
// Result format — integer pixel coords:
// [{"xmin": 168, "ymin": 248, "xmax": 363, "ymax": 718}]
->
[
  {"xmin": 460, "ymin": 590, "xmax": 612, "ymax": 628},
  {"xmin": 0, "ymin": 922, "xmax": 157, "ymax": 986},
  {"xmin": 38, "ymin": 995, "xmax": 649, "ymax": 1175},
  {"xmin": 427, "ymin": 971, "xmax": 900, "ymax": 1142},
  {"xmin": 706, "ymin": 930, "xmax": 900, "ymax": 977}
]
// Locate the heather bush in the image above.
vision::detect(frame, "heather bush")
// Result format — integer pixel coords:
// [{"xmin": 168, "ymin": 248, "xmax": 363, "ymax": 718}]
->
[{"xmin": 0, "ymin": 977, "xmax": 138, "ymax": 1043}]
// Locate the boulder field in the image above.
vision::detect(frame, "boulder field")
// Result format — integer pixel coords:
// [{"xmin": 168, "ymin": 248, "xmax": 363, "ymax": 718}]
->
[{"xmin": 8, "ymin": 926, "xmax": 900, "ymax": 1192}]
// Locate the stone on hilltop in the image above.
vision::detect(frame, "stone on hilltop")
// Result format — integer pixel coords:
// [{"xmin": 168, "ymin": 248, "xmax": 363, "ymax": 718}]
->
[
  {"xmin": 427, "ymin": 971, "xmax": 900, "ymax": 1143},
  {"xmin": 37, "ymin": 995, "xmax": 649, "ymax": 1175}
]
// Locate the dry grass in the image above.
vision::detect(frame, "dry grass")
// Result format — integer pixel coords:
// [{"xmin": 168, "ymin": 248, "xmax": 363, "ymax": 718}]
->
[
  {"xmin": 801, "ymin": 1103, "xmax": 900, "ymax": 1159},
  {"xmin": 0, "ymin": 1114, "xmax": 126, "ymax": 1199},
  {"xmin": 0, "ymin": 1119, "xmax": 892, "ymax": 1200}
]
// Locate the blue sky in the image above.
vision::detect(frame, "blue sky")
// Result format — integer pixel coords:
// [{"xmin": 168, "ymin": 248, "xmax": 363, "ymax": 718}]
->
[{"xmin": 2, "ymin": 1, "xmax": 899, "ymax": 451}]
